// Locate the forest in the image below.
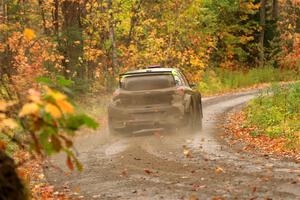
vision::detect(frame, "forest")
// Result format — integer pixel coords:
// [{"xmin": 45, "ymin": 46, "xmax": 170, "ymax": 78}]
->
[
  {"xmin": 0, "ymin": 0, "xmax": 300, "ymax": 199},
  {"xmin": 0, "ymin": 0, "xmax": 299, "ymax": 99}
]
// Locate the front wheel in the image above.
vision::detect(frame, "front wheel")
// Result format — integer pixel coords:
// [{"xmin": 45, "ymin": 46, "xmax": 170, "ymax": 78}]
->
[{"xmin": 185, "ymin": 105, "xmax": 197, "ymax": 132}]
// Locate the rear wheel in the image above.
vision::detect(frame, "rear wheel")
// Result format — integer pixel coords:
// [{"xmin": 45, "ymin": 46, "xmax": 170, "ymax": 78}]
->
[
  {"xmin": 185, "ymin": 101, "xmax": 202, "ymax": 132},
  {"xmin": 185, "ymin": 104, "xmax": 197, "ymax": 132},
  {"xmin": 194, "ymin": 98, "xmax": 203, "ymax": 130}
]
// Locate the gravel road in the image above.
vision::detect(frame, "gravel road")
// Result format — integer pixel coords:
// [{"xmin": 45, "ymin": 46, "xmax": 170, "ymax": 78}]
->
[{"xmin": 45, "ymin": 90, "xmax": 300, "ymax": 200}]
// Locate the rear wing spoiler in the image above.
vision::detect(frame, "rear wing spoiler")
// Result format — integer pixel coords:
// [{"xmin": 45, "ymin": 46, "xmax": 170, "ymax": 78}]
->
[{"xmin": 118, "ymin": 71, "xmax": 174, "ymax": 87}]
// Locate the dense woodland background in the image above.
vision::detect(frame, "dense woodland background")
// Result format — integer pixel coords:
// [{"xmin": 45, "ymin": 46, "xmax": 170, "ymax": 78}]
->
[{"xmin": 0, "ymin": 0, "xmax": 299, "ymax": 100}]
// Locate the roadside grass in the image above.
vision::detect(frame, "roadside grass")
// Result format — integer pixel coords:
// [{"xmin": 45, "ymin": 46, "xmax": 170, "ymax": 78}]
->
[
  {"xmin": 198, "ymin": 67, "xmax": 300, "ymax": 95},
  {"xmin": 245, "ymin": 82, "xmax": 300, "ymax": 151}
]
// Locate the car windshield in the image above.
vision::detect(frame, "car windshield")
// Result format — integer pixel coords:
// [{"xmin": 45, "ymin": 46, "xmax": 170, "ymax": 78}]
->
[{"xmin": 121, "ymin": 74, "xmax": 175, "ymax": 91}]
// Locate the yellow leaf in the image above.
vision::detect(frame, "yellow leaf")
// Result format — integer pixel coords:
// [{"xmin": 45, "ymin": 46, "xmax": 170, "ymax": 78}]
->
[
  {"xmin": 45, "ymin": 103, "xmax": 62, "ymax": 119},
  {"xmin": 183, "ymin": 149, "xmax": 192, "ymax": 158},
  {"xmin": 19, "ymin": 103, "xmax": 39, "ymax": 117},
  {"xmin": 23, "ymin": 28, "xmax": 36, "ymax": 41},
  {"xmin": 0, "ymin": 113, "xmax": 6, "ymax": 119},
  {"xmin": 0, "ymin": 101, "xmax": 7, "ymax": 111},
  {"xmin": 1, "ymin": 118, "xmax": 18, "ymax": 129},
  {"xmin": 56, "ymin": 100, "xmax": 74, "ymax": 114},
  {"xmin": 45, "ymin": 87, "xmax": 67, "ymax": 101}
]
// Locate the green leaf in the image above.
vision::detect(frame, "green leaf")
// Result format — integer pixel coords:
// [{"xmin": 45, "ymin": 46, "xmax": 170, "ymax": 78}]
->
[
  {"xmin": 36, "ymin": 77, "xmax": 53, "ymax": 85},
  {"xmin": 39, "ymin": 128, "xmax": 56, "ymax": 155},
  {"xmin": 65, "ymin": 114, "xmax": 99, "ymax": 131},
  {"xmin": 57, "ymin": 75, "xmax": 74, "ymax": 87},
  {"xmin": 81, "ymin": 114, "xmax": 99, "ymax": 129}
]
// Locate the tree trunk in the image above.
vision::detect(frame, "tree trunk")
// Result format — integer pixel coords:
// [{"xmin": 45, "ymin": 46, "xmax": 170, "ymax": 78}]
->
[
  {"xmin": 38, "ymin": 0, "xmax": 48, "ymax": 34},
  {"xmin": 127, "ymin": 0, "xmax": 143, "ymax": 45},
  {"xmin": 0, "ymin": 0, "xmax": 7, "ymax": 24},
  {"xmin": 107, "ymin": 0, "xmax": 117, "ymax": 90},
  {"xmin": 61, "ymin": 0, "xmax": 84, "ymax": 79},
  {"xmin": 0, "ymin": 150, "xmax": 27, "ymax": 200},
  {"xmin": 272, "ymin": 0, "xmax": 279, "ymax": 20},
  {"xmin": 53, "ymin": 0, "xmax": 59, "ymax": 36},
  {"xmin": 259, "ymin": 0, "xmax": 266, "ymax": 67}
]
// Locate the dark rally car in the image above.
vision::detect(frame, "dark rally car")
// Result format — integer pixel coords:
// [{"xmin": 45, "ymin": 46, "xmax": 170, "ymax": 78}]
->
[{"xmin": 108, "ymin": 66, "xmax": 203, "ymax": 134}]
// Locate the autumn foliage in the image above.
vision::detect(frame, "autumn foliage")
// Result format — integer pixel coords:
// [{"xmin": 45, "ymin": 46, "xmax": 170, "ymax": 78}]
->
[
  {"xmin": 0, "ymin": 0, "xmax": 300, "ymax": 198},
  {"xmin": 1, "ymin": 0, "xmax": 299, "ymax": 97}
]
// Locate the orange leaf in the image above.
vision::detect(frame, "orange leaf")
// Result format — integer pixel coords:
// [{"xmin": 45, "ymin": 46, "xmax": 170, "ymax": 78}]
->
[
  {"xmin": 45, "ymin": 103, "xmax": 62, "ymax": 119},
  {"xmin": 23, "ymin": 28, "xmax": 36, "ymax": 41},
  {"xmin": 66, "ymin": 156, "xmax": 74, "ymax": 171},
  {"xmin": 56, "ymin": 100, "xmax": 74, "ymax": 114},
  {"xmin": 215, "ymin": 166, "xmax": 225, "ymax": 174},
  {"xmin": 0, "ymin": 141, "xmax": 7, "ymax": 150}
]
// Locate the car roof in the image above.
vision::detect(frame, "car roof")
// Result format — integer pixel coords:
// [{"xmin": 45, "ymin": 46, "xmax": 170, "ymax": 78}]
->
[{"xmin": 122, "ymin": 68, "xmax": 177, "ymax": 76}]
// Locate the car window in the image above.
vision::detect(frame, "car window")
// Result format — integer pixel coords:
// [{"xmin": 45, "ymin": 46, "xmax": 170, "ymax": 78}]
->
[
  {"xmin": 173, "ymin": 75, "xmax": 183, "ymax": 86},
  {"xmin": 178, "ymin": 71, "xmax": 190, "ymax": 86},
  {"xmin": 121, "ymin": 74, "xmax": 175, "ymax": 91}
]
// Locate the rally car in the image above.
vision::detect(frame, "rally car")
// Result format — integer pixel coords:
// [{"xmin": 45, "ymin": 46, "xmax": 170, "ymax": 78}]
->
[{"xmin": 108, "ymin": 66, "xmax": 202, "ymax": 134}]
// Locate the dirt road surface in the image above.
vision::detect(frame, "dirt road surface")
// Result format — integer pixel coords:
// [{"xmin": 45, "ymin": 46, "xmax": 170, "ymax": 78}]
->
[{"xmin": 45, "ymin": 90, "xmax": 300, "ymax": 199}]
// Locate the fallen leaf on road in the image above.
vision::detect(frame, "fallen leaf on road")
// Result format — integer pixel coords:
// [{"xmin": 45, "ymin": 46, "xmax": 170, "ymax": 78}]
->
[
  {"xmin": 183, "ymin": 149, "xmax": 192, "ymax": 158},
  {"xmin": 121, "ymin": 168, "xmax": 128, "ymax": 176},
  {"xmin": 74, "ymin": 186, "xmax": 81, "ymax": 193},
  {"xmin": 183, "ymin": 145, "xmax": 192, "ymax": 158},
  {"xmin": 215, "ymin": 166, "xmax": 225, "ymax": 174},
  {"xmin": 213, "ymin": 197, "xmax": 225, "ymax": 200},
  {"xmin": 191, "ymin": 184, "xmax": 206, "ymax": 191},
  {"xmin": 189, "ymin": 195, "xmax": 199, "ymax": 200},
  {"xmin": 144, "ymin": 168, "xmax": 152, "ymax": 174}
]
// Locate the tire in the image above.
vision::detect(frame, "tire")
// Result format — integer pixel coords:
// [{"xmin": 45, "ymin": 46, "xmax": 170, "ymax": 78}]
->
[
  {"xmin": 185, "ymin": 99, "xmax": 202, "ymax": 132},
  {"xmin": 185, "ymin": 104, "xmax": 197, "ymax": 132},
  {"xmin": 194, "ymin": 98, "xmax": 203, "ymax": 130}
]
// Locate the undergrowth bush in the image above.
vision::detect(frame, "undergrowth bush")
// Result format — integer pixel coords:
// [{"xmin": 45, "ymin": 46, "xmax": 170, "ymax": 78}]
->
[
  {"xmin": 245, "ymin": 83, "xmax": 300, "ymax": 150},
  {"xmin": 198, "ymin": 67, "xmax": 300, "ymax": 95}
]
